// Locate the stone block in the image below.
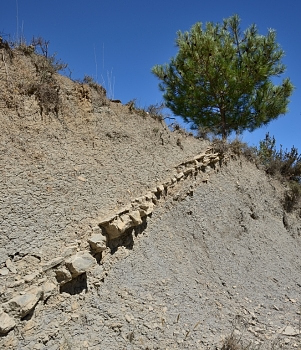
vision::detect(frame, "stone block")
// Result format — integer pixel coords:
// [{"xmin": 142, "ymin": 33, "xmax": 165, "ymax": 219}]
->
[
  {"xmin": 139, "ymin": 201, "xmax": 154, "ymax": 217},
  {"xmin": 41, "ymin": 257, "xmax": 64, "ymax": 272},
  {"xmin": 55, "ymin": 266, "xmax": 72, "ymax": 285},
  {"xmin": 0, "ymin": 309, "xmax": 15, "ymax": 334},
  {"xmin": 88, "ymin": 234, "xmax": 107, "ymax": 253},
  {"xmin": 119, "ymin": 214, "xmax": 134, "ymax": 233},
  {"xmin": 4, "ymin": 287, "xmax": 43, "ymax": 318},
  {"xmin": 65, "ymin": 252, "xmax": 96, "ymax": 277},
  {"xmin": 102, "ymin": 217, "xmax": 124, "ymax": 239},
  {"xmin": 129, "ymin": 210, "xmax": 143, "ymax": 226},
  {"xmin": 41, "ymin": 282, "xmax": 58, "ymax": 300}
]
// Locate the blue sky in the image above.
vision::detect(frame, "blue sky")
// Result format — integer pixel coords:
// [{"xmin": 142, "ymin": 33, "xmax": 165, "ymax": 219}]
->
[{"xmin": 1, "ymin": 0, "xmax": 300, "ymax": 151}]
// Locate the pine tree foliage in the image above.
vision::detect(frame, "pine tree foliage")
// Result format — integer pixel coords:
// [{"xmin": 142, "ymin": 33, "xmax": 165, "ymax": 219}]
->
[{"xmin": 152, "ymin": 15, "xmax": 294, "ymax": 139}]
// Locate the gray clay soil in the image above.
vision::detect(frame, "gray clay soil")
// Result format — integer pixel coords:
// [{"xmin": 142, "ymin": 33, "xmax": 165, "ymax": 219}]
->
[{"xmin": 0, "ymin": 48, "xmax": 301, "ymax": 349}]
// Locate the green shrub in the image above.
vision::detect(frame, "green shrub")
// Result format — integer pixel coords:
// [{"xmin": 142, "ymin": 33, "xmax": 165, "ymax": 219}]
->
[
  {"xmin": 257, "ymin": 133, "xmax": 301, "ymax": 211},
  {"xmin": 82, "ymin": 75, "xmax": 107, "ymax": 96},
  {"xmin": 211, "ymin": 138, "xmax": 257, "ymax": 163},
  {"xmin": 257, "ymin": 133, "xmax": 301, "ymax": 182}
]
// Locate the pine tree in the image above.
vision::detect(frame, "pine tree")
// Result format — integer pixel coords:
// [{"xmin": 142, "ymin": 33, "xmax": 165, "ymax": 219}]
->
[{"xmin": 152, "ymin": 15, "xmax": 294, "ymax": 139}]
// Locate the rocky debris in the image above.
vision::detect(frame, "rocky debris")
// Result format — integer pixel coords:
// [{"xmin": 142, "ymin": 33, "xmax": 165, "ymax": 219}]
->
[
  {"xmin": 99, "ymin": 147, "xmax": 220, "ymax": 240},
  {"xmin": 3, "ymin": 286, "xmax": 43, "ymax": 318},
  {"xmin": 0, "ymin": 148, "xmax": 300, "ymax": 348},
  {"xmin": 0, "ymin": 146, "xmax": 221, "ymax": 338},
  {"xmin": 41, "ymin": 257, "xmax": 64, "ymax": 272}
]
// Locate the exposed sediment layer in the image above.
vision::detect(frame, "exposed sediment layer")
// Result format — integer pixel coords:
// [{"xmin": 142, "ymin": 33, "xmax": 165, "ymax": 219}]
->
[{"xmin": 0, "ymin": 147, "xmax": 221, "ymax": 335}]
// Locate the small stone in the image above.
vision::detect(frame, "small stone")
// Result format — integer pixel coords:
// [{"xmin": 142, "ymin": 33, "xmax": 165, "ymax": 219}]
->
[
  {"xmin": 0, "ymin": 308, "xmax": 16, "ymax": 334},
  {"xmin": 139, "ymin": 201, "xmax": 154, "ymax": 217},
  {"xmin": 144, "ymin": 192, "xmax": 154, "ymax": 200},
  {"xmin": 184, "ymin": 167, "xmax": 194, "ymax": 175},
  {"xmin": 0, "ymin": 267, "xmax": 9, "ymax": 276},
  {"xmin": 125, "ymin": 314, "xmax": 132, "ymax": 323},
  {"xmin": 24, "ymin": 272, "xmax": 39, "ymax": 283},
  {"xmin": 102, "ymin": 217, "xmax": 124, "ymax": 239},
  {"xmin": 157, "ymin": 185, "xmax": 165, "ymax": 193},
  {"xmin": 119, "ymin": 214, "xmax": 134, "ymax": 232},
  {"xmin": 6, "ymin": 259, "xmax": 17, "ymax": 274},
  {"xmin": 175, "ymin": 172, "xmax": 184, "ymax": 180},
  {"xmin": 77, "ymin": 175, "xmax": 86, "ymax": 182},
  {"xmin": 282, "ymin": 325, "xmax": 299, "ymax": 336}
]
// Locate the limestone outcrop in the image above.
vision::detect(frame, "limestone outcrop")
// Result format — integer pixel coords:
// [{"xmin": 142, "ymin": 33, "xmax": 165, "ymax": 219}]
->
[{"xmin": 0, "ymin": 147, "xmax": 221, "ymax": 335}]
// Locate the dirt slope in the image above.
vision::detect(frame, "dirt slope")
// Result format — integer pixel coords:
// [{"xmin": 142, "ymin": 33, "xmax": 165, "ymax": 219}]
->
[
  {"xmin": 0, "ymin": 45, "xmax": 301, "ymax": 349},
  {"xmin": 0, "ymin": 46, "xmax": 207, "ymax": 264}
]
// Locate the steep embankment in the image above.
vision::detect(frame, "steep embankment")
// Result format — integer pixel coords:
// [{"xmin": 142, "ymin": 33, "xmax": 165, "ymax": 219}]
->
[
  {"xmin": 0, "ymin": 44, "xmax": 207, "ymax": 265},
  {"xmin": 0, "ymin": 44, "xmax": 301, "ymax": 350}
]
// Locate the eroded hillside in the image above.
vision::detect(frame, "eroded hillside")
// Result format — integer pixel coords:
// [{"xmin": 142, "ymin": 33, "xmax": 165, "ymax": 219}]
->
[{"xmin": 0, "ymin": 43, "xmax": 301, "ymax": 350}]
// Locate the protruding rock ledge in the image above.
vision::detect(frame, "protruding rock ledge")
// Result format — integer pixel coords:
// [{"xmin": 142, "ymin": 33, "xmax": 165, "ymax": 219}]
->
[{"xmin": 98, "ymin": 147, "xmax": 220, "ymax": 240}]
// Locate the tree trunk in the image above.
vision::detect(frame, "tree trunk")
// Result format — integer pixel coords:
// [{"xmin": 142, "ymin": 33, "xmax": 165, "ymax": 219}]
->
[{"xmin": 220, "ymin": 109, "xmax": 227, "ymax": 140}]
